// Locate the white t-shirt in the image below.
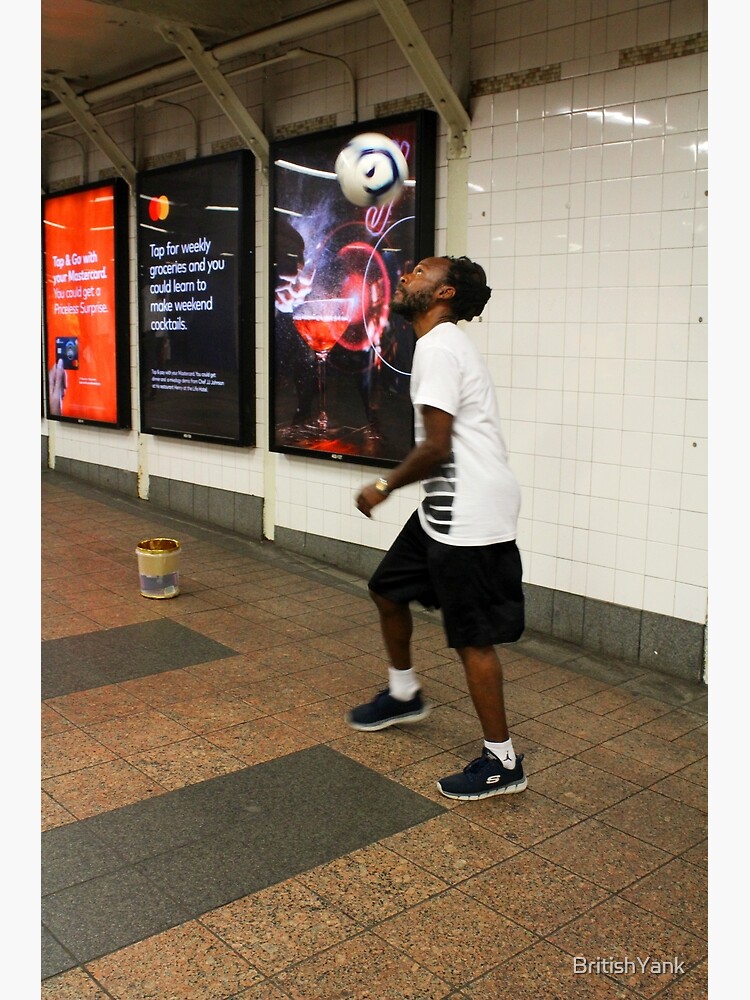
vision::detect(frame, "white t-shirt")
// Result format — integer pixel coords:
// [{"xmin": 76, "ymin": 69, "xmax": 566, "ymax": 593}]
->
[{"xmin": 410, "ymin": 322, "xmax": 521, "ymax": 546}]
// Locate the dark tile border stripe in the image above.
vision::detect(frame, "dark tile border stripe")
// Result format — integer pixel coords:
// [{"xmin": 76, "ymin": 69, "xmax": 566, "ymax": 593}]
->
[
  {"xmin": 42, "ymin": 745, "xmax": 445, "ymax": 978},
  {"xmin": 42, "ymin": 619, "xmax": 238, "ymax": 699}
]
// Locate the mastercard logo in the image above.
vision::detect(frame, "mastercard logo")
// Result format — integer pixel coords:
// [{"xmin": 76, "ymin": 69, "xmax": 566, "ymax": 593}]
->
[{"xmin": 148, "ymin": 195, "xmax": 170, "ymax": 221}]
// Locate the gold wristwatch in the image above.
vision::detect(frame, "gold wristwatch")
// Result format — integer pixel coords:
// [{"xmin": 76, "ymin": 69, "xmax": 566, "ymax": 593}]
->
[{"xmin": 374, "ymin": 477, "xmax": 391, "ymax": 496}]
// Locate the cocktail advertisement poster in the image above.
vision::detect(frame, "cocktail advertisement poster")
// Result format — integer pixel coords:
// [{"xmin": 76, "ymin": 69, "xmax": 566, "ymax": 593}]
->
[
  {"xmin": 137, "ymin": 150, "xmax": 255, "ymax": 445},
  {"xmin": 269, "ymin": 110, "xmax": 436, "ymax": 467},
  {"xmin": 42, "ymin": 178, "xmax": 131, "ymax": 427}
]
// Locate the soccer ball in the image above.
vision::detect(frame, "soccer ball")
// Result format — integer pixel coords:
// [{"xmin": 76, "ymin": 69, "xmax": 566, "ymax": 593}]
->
[{"xmin": 335, "ymin": 132, "xmax": 409, "ymax": 208}]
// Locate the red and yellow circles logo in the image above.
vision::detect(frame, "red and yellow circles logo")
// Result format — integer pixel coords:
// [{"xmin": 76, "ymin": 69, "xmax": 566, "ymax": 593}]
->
[{"xmin": 148, "ymin": 195, "xmax": 170, "ymax": 221}]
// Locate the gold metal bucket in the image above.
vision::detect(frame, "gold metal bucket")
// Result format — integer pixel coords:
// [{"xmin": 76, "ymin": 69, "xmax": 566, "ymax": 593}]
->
[{"xmin": 135, "ymin": 538, "xmax": 181, "ymax": 598}]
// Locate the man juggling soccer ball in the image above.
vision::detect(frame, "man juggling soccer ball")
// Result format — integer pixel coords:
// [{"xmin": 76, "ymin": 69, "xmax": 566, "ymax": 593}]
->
[{"xmin": 348, "ymin": 254, "xmax": 527, "ymax": 802}]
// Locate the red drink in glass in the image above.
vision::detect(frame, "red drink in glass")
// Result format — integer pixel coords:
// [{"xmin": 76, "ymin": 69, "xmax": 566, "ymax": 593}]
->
[{"xmin": 292, "ymin": 314, "xmax": 351, "ymax": 353}]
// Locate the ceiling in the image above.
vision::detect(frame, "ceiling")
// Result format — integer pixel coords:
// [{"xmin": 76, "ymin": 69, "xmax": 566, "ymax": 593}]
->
[
  {"xmin": 41, "ymin": 0, "xmax": 346, "ymax": 107},
  {"xmin": 41, "ymin": 0, "xmax": 472, "ymax": 171}
]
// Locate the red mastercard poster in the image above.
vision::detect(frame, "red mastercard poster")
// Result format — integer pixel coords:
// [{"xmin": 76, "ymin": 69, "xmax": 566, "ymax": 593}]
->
[{"xmin": 42, "ymin": 178, "xmax": 131, "ymax": 427}]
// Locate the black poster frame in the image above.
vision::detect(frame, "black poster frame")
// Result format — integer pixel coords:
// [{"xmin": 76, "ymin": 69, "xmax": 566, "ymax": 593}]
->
[
  {"xmin": 268, "ymin": 110, "xmax": 437, "ymax": 468},
  {"xmin": 136, "ymin": 150, "xmax": 256, "ymax": 447}
]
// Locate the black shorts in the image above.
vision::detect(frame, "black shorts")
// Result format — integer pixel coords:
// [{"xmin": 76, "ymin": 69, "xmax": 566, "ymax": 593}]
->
[{"xmin": 368, "ymin": 510, "xmax": 525, "ymax": 648}]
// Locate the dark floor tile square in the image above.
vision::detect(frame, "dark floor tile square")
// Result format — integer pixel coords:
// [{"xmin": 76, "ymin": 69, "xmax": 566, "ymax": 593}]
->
[
  {"xmin": 138, "ymin": 746, "xmax": 445, "ymax": 914},
  {"xmin": 41, "ymin": 745, "xmax": 444, "ymax": 971},
  {"xmin": 40, "ymin": 661, "xmax": 112, "ymax": 701},
  {"xmin": 42, "ymin": 868, "xmax": 191, "ymax": 964},
  {"xmin": 95, "ymin": 648, "xmax": 178, "ymax": 683},
  {"xmin": 41, "ymin": 926, "xmax": 77, "ymax": 980},
  {"xmin": 42, "ymin": 824, "xmax": 126, "ymax": 896},
  {"xmin": 82, "ymin": 791, "xmax": 221, "ymax": 865},
  {"xmin": 136, "ymin": 836, "xmax": 291, "ymax": 916},
  {"xmin": 42, "ymin": 619, "xmax": 238, "ymax": 698}
]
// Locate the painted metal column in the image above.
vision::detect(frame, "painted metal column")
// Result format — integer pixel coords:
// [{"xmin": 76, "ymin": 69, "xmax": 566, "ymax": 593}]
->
[
  {"xmin": 42, "ymin": 0, "xmax": 378, "ymax": 127},
  {"xmin": 41, "ymin": 74, "xmax": 136, "ymax": 188},
  {"xmin": 373, "ymin": 0, "xmax": 471, "ymax": 256},
  {"xmin": 373, "ymin": 0, "xmax": 470, "ymax": 159},
  {"xmin": 158, "ymin": 23, "xmax": 269, "ymax": 173},
  {"xmin": 158, "ymin": 22, "xmax": 275, "ymax": 530},
  {"xmin": 259, "ymin": 67, "xmax": 279, "ymax": 541},
  {"xmin": 446, "ymin": 0, "xmax": 472, "ymax": 258}
]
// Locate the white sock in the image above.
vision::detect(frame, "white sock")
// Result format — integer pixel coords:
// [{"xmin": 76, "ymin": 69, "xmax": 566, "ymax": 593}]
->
[
  {"xmin": 485, "ymin": 738, "xmax": 516, "ymax": 769},
  {"xmin": 389, "ymin": 667, "xmax": 420, "ymax": 702}
]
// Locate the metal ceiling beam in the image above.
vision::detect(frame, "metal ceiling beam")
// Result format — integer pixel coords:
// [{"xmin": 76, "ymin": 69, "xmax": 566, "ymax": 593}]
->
[
  {"xmin": 450, "ymin": 0, "xmax": 472, "ymax": 107},
  {"xmin": 158, "ymin": 22, "xmax": 269, "ymax": 169},
  {"xmin": 41, "ymin": 74, "xmax": 137, "ymax": 187},
  {"xmin": 41, "ymin": 0, "xmax": 473, "ymax": 166},
  {"xmin": 373, "ymin": 0, "xmax": 471, "ymax": 159},
  {"xmin": 41, "ymin": 0, "xmax": 377, "ymax": 126}
]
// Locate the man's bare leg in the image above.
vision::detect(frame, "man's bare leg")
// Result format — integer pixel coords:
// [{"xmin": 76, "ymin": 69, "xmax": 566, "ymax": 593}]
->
[
  {"xmin": 346, "ymin": 590, "xmax": 430, "ymax": 731},
  {"xmin": 456, "ymin": 644, "xmax": 510, "ymax": 742},
  {"xmin": 437, "ymin": 643, "xmax": 526, "ymax": 798},
  {"xmin": 369, "ymin": 589, "xmax": 413, "ymax": 669}
]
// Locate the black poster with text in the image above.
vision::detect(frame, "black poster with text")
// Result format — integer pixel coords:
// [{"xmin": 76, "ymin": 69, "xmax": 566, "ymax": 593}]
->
[{"xmin": 137, "ymin": 151, "xmax": 255, "ymax": 445}]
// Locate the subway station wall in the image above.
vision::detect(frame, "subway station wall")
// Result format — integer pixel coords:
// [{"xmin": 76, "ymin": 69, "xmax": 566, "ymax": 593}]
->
[{"xmin": 41, "ymin": 0, "xmax": 709, "ymax": 681}]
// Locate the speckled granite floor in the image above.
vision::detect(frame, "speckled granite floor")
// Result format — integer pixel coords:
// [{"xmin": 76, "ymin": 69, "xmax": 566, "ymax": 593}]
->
[{"xmin": 41, "ymin": 469, "xmax": 707, "ymax": 999}]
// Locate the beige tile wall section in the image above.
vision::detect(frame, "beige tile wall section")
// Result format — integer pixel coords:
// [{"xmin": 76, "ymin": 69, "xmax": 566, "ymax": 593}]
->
[{"xmin": 371, "ymin": 29, "xmax": 709, "ymax": 116}]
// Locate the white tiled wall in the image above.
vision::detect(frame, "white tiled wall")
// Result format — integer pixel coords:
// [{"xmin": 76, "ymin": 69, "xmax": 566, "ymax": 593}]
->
[{"xmin": 42, "ymin": 0, "xmax": 708, "ymax": 627}]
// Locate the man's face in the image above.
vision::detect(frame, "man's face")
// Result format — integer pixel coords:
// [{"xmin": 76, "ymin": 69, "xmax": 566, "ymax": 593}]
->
[{"xmin": 390, "ymin": 258, "xmax": 449, "ymax": 321}]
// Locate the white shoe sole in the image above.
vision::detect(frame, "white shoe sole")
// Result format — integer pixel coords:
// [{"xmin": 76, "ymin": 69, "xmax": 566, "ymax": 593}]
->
[
  {"xmin": 437, "ymin": 775, "xmax": 528, "ymax": 800},
  {"xmin": 347, "ymin": 703, "xmax": 432, "ymax": 732}
]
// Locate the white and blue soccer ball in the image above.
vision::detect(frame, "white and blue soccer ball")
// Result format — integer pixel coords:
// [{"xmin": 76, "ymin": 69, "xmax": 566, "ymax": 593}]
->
[{"xmin": 334, "ymin": 132, "xmax": 409, "ymax": 208}]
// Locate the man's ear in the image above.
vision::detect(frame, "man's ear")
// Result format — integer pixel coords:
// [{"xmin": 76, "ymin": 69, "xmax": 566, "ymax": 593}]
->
[{"xmin": 437, "ymin": 284, "xmax": 456, "ymax": 300}]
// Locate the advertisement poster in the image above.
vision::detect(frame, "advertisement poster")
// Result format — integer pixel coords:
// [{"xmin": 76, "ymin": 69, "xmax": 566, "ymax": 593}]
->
[
  {"xmin": 42, "ymin": 179, "xmax": 130, "ymax": 427},
  {"xmin": 269, "ymin": 111, "xmax": 436, "ymax": 467},
  {"xmin": 137, "ymin": 151, "xmax": 255, "ymax": 445}
]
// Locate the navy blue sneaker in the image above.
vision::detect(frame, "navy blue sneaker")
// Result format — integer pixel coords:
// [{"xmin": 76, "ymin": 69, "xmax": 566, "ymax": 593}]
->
[
  {"xmin": 437, "ymin": 748, "xmax": 527, "ymax": 800},
  {"xmin": 347, "ymin": 688, "xmax": 432, "ymax": 732}
]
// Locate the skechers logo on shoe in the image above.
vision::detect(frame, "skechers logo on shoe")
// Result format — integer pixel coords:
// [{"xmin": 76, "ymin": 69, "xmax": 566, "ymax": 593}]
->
[{"xmin": 486, "ymin": 774, "xmax": 501, "ymax": 784}]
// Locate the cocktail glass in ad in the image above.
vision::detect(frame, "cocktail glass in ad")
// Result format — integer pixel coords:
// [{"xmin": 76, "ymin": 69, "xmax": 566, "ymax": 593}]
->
[{"xmin": 292, "ymin": 297, "xmax": 354, "ymax": 432}]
